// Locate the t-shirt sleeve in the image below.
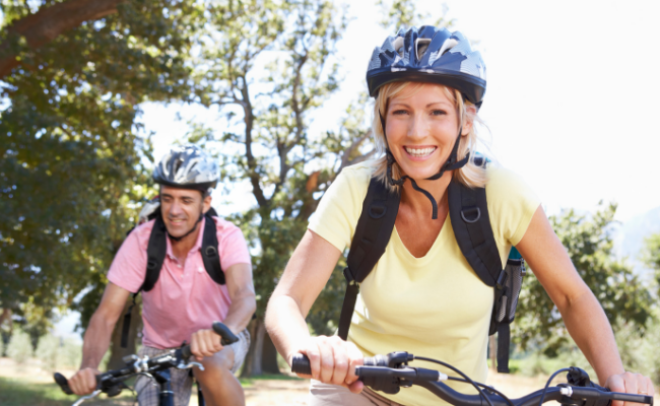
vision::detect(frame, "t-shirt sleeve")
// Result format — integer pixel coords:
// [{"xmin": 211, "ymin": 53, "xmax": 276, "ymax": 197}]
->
[
  {"xmin": 107, "ymin": 228, "xmax": 148, "ymax": 293},
  {"xmin": 217, "ymin": 220, "xmax": 251, "ymax": 270},
  {"xmin": 486, "ymin": 166, "xmax": 541, "ymax": 251},
  {"xmin": 308, "ymin": 163, "xmax": 372, "ymax": 252}
]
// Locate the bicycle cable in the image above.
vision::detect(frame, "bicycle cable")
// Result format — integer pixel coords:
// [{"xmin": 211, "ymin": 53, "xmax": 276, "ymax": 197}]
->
[
  {"xmin": 538, "ymin": 368, "xmax": 572, "ymax": 406},
  {"xmin": 414, "ymin": 355, "xmax": 495, "ymax": 406},
  {"xmin": 446, "ymin": 376, "xmax": 515, "ymax": 406}
]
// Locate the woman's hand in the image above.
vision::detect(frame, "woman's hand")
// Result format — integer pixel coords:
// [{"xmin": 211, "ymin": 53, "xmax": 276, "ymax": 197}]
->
[
  {"xmin": 605, "ymin": 372, "xmax": 655, "ymax": 406},
  {"xmin": 291, "ymin": 335, "xmax": 365, "ymax": 393}
]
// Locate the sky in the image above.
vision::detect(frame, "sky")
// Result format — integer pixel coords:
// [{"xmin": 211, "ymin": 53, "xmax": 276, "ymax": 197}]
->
[
  {"xmin": 55, "ymin": 0, "xmax": 660, "ymax": 338},
  {"xmin": 142, "ymin": 0, "xmax": 660, "ymax": 223}
]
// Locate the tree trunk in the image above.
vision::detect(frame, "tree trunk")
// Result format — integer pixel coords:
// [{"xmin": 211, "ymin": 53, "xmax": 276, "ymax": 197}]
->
[
  {"xmin": 106, "ymin": 297, "xmax": 141, "ymax": 370},
  {"xmin": 489, "ymin": 335, "xmax": 497, "ymax": 371},
  {"xmin": 241, "ymin": 317, "xmax": 275, "ymax": 377},
  {"xmin": 261, "ymin": 329, "xmax": 281, "ymax": 374}
]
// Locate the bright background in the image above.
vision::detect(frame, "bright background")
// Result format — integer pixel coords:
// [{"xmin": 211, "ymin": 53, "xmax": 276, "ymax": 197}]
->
[{"xmin": 56, "ymin": 0, "xmax": 660, "ymax": 338}]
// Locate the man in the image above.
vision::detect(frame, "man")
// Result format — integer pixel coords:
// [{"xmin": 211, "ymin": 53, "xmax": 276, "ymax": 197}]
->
[{"xmin": 68, "ymin": 145, "xmax": 256, "ymax": 406}]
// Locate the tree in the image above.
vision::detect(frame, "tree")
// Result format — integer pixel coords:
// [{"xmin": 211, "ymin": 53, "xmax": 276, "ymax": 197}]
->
[
  {"xmin": 186, "ymin": 0, "xmax": 378, "ymax": 376},
  {"xmin": 642, "ymin": 233, "xmax": 660, "ymax": 276},
  {"xmin": 514, "ymin": 203, "xmax": 653, "ymax": 357},
  {"xmin": 0, "ymin": 0, "xmax": 203, "ymax": 357}
]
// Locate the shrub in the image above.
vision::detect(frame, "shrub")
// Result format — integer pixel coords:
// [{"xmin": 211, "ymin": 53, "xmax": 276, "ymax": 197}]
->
[
  {"xmin": 6, "ymin": 330, "xmax": 33, "ymax": 364},
  {"xmin": 35, "ymin": 334, "xmax": 59, "ymax": 371}
]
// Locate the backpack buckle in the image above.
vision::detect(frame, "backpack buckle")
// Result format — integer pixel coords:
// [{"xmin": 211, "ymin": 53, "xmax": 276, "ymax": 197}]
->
[
  {"xmin": 496, "ymin": 268, "xmax": 509, "ymax": 289},
  {"xmin": 343, "ymin": 267, "xmax": 357, "ymax": 285},
  {"xmin": 460, "ymin": 207, "xmax": 481, "ymax": 223},
  {"xmin": 205, "ymin": 245, "xmax": 218, "ymax": 258}
]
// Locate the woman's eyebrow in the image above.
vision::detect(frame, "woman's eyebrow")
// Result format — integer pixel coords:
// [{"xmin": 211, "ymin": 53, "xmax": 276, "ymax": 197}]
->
[{"xmin": 426, "ymin": 101, "xmax": 451, "ymax": 108}]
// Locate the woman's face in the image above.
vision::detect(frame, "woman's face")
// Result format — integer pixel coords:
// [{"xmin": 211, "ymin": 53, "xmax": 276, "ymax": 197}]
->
[{"xmin": 385, "ymin": 83, "xmax": 471, "ymax": 181}]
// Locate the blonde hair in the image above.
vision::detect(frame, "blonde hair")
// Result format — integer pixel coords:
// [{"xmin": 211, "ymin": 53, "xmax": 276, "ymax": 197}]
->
[{"xmin": 371, "ymin": 81, "xmax": 487, "ymax": 190}]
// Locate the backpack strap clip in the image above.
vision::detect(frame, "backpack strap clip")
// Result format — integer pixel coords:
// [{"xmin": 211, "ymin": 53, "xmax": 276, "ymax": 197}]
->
[
  {"xmin": 343, "ymin": 267, "xmax": 357, "ymax": 285},
  {"xmin": 460, "ymin": 207, "xmax": 481, "ymax": 223}
]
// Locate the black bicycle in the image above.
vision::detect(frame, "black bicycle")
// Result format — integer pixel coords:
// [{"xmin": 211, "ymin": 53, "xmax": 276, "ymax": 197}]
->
[
  {"xmin": 292, "ymin": 351, "xmax": 654, "ymax": 406},
  {"xmin": 54, "ymin": 322, "xmax": 238, "ymax": 406}
]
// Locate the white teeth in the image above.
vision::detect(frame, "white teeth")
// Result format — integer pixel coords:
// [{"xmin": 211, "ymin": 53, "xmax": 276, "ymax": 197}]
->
[{"xmin": 405, "ymin": 147, "xmax": 436, "ymax": 157}]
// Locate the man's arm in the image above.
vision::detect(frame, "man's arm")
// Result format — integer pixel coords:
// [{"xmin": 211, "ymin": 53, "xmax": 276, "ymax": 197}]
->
[
  {"xmin": 68, "ymin": 282, "xmax": 130, "ymax": 395},
  {"xmin": 221, "ymin": 263, "xmax": 256, "ymax": 333},
  {"xmin": 190, "ymin": 263, "xmax": 255, "ymax": 360}
]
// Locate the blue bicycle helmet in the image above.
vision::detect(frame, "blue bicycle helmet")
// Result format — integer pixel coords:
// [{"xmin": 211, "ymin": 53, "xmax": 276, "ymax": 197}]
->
[{"xmin": 366, "ymin": 26, "xmax": 486, "ymax": 108}]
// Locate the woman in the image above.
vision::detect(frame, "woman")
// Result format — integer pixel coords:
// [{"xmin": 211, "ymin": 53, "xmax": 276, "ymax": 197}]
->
[{"xmin": 265, "ymin": 26, "xmax": 653, "ymax": 406}]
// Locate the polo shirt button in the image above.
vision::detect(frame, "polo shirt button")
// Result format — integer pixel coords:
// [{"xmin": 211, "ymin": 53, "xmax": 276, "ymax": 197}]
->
[{"xmin": 198, "ymin": 267, "xmax": 204, "ymax": 273}]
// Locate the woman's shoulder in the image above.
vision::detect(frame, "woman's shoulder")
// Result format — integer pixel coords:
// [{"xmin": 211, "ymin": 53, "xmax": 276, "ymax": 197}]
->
[
  {"xmin": 338, "ymin": 160, "xmax": 375, "ymax": 182},
  {"xmin": 484, "ymin": 164, "xmax": 532, "ymax": 194}
]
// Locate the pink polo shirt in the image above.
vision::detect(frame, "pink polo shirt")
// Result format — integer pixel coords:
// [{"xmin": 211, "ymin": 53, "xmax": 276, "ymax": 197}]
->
[{"xmin": 108, "ymin": 216, "xmax": 251, "ymax": 349}]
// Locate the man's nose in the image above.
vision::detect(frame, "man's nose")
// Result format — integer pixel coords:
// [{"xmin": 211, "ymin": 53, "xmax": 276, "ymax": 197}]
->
[{"xmin": 168, "ymin": 200, "xmax": 183, "ymax": 216}]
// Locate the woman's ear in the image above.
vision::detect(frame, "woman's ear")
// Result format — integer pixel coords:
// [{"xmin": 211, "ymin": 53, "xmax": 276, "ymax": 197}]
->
[{"xmin": 461, "ymin": 105, "xmax": 477, "ymax": 136}]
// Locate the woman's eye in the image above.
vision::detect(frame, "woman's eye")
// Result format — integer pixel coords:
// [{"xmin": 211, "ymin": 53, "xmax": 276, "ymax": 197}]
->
[
  {"xmin": 432, "ymin": 109, "xmax": 447, "ymax": 116},
  {"xmin": 392, "ymin": 109, "xmax": 408, "ymax": 115}
]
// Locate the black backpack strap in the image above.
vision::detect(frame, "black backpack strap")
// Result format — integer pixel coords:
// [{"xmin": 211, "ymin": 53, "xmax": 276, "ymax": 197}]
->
[
  {"xmin": 447, "ymin": 179, "xmax": 501, "ymax": 287},
  {"xmin": 338, "ymin": 178, "xmax": 400, "ymax": 340},
  {"xmin": 201, "ymin": 212, "xmax": 225, "ymax": 285},
  {"xmin": 142, "ymin": 216, "xmax": 168, "ymax": 292},
  {"xmin": 121, "ymin": 293, "xmax": 139, "ymax": 348},
  {"xmin": 121, "ymin": 216, "xmax": 167, "ymax": 348},
  {"xmin": 497, "ymin": 323, "xmax": 511, "ymax": 373}
]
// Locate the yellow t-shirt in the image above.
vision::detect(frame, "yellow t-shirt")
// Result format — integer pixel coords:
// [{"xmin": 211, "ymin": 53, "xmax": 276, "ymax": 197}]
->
[{"xmin": 308, "ymin": 161, "xmax": 540, "ymax": 406}]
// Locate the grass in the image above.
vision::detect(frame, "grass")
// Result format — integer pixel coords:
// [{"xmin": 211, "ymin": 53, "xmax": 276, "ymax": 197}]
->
[
  {"xmin": 0, "ymin": 376, "xmax": 136, "ymax": 406},
  {"xmin": 0, "ymin": 373, "xmax": 301, "ymax": 406}
]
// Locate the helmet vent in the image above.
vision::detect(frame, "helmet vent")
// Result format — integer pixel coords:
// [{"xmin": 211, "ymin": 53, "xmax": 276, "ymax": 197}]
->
[
  {"xmin": 415, "ymin": 38, "xmax": 431, "ymax": 60},
  {"xmin": 393, "ymin": 37, "xmax": 404, "ymax": 57},
  {"xmin": 437, "ymin": 38, "xmax": 459, "ymax": 58}
]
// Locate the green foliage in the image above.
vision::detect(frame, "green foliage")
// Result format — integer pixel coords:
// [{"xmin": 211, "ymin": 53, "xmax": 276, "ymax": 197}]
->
[
  {"xmin": 514, "ymin": 203, "xmax": 652, "ymax": 357},
  {"xmin": 190, "ymin": 0, "xmax": 353, "ymax": 324},
  {"xmin": 0, "ymin": 0, "xmax": 203, "ymax": 331},
  {"xmin": 6, "ymin": 329, "xmax": 32, "ymax": 364},
  {"xmin": 35, "ymin": 333, "xmax": 58, "ymax": 371},
  {"xmin": 642, "ymin": 233, "xmax": 660, "ymax": 292},
  {"xmin": 376, "ymin": 0, "xmax": 452, "ymax": 31}
]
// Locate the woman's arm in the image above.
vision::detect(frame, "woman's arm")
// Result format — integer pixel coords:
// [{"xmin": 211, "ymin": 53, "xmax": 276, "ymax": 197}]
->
[
  {"xmin": 265, "ymin": 229, "xmax": 364, "ymax": 392},
  {"xmin": 516, "ymin": 206, "xmax": 653, "ymax": 403}
]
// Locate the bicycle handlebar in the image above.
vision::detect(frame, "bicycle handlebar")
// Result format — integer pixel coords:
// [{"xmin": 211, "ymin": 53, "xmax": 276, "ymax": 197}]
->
[
  {"xmin": 291, "ymin": 352, "xmax": 653, "ymax": 406},
  {"xmin": 54, "ymin": 322, "xmax": 238, "ymax": 398}
]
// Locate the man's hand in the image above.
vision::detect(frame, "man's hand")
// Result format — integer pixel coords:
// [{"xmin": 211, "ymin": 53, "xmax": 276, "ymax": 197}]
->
[
  {"xmin": 68, "ymin": 367, "xmax": 101, "ymax": 396},
  {"xmin": 190, "ymin": 328, "xmax": 224, "ymax": 362}
]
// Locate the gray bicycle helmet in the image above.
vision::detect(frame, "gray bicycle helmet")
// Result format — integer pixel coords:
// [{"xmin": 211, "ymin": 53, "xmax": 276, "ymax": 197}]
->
[
  {"xmin": 153, "ymin": 145, "xmax": 219, "ymax": 194},
  {"xmin": 367, "ymin": 26, "xmax": 486, "ymax": 108}
]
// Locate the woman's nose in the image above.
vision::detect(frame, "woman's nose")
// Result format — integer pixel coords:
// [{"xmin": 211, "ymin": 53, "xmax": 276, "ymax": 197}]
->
[{"xmin": 408, "ymin": 113, "xmax": 430, "ymax": 139}]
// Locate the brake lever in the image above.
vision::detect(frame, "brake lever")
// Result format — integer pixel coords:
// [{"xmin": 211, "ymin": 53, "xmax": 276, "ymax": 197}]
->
[
  {"xmin": 177, "ymin": 360, "xmax": 205, "ymax": 371},
  {"xmin": 72, "ymin": 389, "xmax": 102, "ymax": 406}
]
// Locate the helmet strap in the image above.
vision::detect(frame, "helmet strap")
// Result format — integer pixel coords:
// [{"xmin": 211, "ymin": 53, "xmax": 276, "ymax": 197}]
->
[
  {"xmin": 167, "ymin": 212, "xmax": 204, "ymax": 242},
  {"xmin": 380, "ymin": 110, "xmax": 470, "ymax": 220}
]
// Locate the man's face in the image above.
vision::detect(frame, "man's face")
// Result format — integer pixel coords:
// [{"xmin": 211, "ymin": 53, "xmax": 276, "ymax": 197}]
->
[{"xmin": 159, "ymin": 186, "xmax": 209, "ymax": 239}]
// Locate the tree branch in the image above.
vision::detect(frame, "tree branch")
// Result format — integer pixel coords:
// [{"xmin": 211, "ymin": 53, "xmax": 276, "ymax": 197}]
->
[
  {"xmin": 240, "ymin": 75, "xmax": 267, "ymax": 208},
  {"xmin": 0, "ymin": 0, "xmax": 126, "ymax": 79}
]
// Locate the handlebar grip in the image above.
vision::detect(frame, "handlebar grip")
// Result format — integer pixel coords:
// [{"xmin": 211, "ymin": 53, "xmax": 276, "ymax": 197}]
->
[
  {"xmin": 54, "ymin": 372, "xmax": 73, "ymax": 395},
  {"xmin": 180, "ymin": 345, "xmax": 193, "ymax": 360},
  {"xmin": 291, "ymin": 353, "xmax": 312, "ymax": 375},
  {"xmin": 213, "ymin": 322, "xmax": 239, "ymax": 345}
]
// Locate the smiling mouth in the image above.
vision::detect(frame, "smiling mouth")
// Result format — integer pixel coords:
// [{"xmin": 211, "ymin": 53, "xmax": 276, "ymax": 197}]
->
[{"xmin": 404, "ymin": 146, "xmax": 437, "ymax": 158}]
